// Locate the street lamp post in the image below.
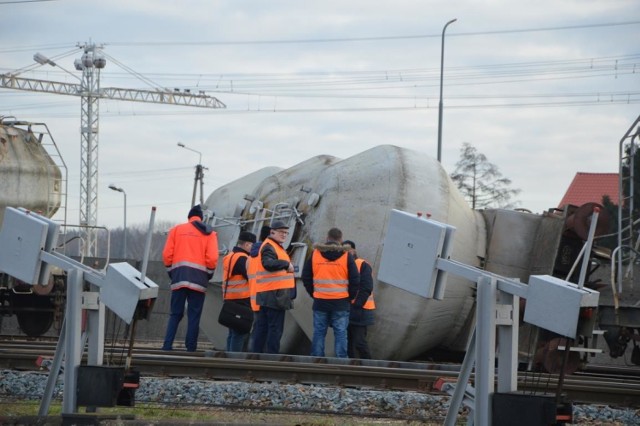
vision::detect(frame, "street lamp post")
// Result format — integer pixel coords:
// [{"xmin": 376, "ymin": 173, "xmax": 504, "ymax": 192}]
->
[
  {"xmin": 437, "ymin": 18, "xmax": 457, "ymax": 163},
  {"xmin": 177, "ymin": 142, "xmax": 205, "ymax": 206},
  {"xmin": 108, "ymin": 184, "xmax": 127, "ymax": 259}
]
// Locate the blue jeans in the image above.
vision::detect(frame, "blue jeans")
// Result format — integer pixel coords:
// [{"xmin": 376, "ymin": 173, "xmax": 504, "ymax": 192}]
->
[
  {"xmin": 311, "ymin": 309, "xmax": 349, "ymax": 358},
  {"xmin": 162, "ymin": 288, "xmax": 205, "ymax": 352},
  {"xmin": 226, "ymin": 328, "xmax": 248, "ymax": 352},
  {"xmin": 251, "ymin": 307, "xmax": 285, "ymax": 354}
]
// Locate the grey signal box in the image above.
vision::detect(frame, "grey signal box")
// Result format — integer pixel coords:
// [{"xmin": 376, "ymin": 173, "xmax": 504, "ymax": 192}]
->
[
  {"xmin": 377, "ymin": 209, "xmax": 455, "ymax": 299},
  {"xmin": 0, "ymin": 207, "xmax": 59, "ymax": 285}
]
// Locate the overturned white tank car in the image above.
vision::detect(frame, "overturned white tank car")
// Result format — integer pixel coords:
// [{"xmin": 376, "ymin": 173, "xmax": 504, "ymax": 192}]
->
[{"xmin": 199, "ymin": 144, "xmax": 570, "ymax": 361}]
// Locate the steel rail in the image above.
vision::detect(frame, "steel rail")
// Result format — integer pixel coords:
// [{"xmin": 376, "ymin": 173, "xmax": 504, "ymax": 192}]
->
[{"xmin": 0, "ymin": 341, "xmax": 638, "ymax": 407}]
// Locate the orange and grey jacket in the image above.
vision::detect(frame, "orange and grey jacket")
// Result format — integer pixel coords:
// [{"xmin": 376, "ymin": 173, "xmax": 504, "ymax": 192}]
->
[{"xmin": 163, "ymin": 217, "xmax": 219, "ymax": 293}]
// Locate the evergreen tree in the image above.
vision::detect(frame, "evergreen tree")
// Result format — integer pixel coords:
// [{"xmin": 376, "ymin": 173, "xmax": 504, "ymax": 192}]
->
[
  {"xmin": 621, "ymin": 143, "xmax": 640, "ymax": 215},
  {"xmin": 450, "ymin": 142, "xmax": 521, "ymax": 209},
  {"xmin": 599, "ymin": 195, "xmax": 618, "ymax": 250}
]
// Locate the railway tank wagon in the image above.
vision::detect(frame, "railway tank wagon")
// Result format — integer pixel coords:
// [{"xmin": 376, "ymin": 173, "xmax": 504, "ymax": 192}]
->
[
  {"xmin": 201, "ymin": 145, "xmax": 487, "ymax": 360},
  {"xmin": 0, "ymin": 118, "xmax": 66, "ymax": 336}
]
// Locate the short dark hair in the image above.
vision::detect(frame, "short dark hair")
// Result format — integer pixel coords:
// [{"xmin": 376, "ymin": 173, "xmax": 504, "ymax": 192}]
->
[
  {"xmin": 238, "ymin": 231, "xmax": 256, "ymax": 244},
  {"xmin": 327, "ymin": 227, "xmax": 342, "ymax": 241}
]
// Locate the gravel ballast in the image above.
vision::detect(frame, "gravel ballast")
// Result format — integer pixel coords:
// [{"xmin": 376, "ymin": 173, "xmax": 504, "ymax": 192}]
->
[{"xmin": 1, "ymin": 369, "xmax": 638, "ymax": 424}]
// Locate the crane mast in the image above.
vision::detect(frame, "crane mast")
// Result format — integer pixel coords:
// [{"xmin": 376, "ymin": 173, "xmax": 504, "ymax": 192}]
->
[{"xmin": 0, "ymin": 42, "xmax": 225, "ymax": 256}]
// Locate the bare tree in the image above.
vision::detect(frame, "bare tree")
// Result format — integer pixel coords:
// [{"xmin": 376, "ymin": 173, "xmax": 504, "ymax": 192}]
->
[{"xmin": 450, "ymin": 142, "xmax": 520, "ymax": 209}]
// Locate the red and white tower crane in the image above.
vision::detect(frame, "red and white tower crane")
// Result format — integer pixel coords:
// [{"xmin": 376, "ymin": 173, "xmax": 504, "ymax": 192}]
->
[{"xmin": 1, "ymin": 42, "xmax": 225, "ymax": 256}]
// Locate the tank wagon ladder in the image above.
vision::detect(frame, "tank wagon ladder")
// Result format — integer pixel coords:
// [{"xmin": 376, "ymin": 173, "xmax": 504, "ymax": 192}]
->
[
  {"xmin": 617, "ymin": 114, "xmax": 640, "ymax": 287},
  {"xmin": 245, "ymin": 200, "xmax": 302, "ymax": 241},
  {"xmin": 37, "ymin": 122, "xmax": 68, "ymax": 227}
]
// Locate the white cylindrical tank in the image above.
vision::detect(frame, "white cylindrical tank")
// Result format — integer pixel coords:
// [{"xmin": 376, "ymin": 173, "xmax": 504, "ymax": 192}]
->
[
  {"xmin": 202, "ymin": 145, "xmax": 486, "ymax": 360},
  {"xmin": 0, "ymin": 124, "xmax": 62, "ymax": 225}
]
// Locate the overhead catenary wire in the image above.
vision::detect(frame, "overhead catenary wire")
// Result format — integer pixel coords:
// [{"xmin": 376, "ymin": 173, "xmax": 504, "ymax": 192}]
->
[{"xmin": 100, "ymin": 20, "xmax": 640, "ymax": 46}]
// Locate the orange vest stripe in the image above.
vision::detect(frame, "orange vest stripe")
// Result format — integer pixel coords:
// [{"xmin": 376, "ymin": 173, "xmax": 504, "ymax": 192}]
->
[{"xmin": 312, "ymin": 250, "xmax": 349, "ymax": 299}]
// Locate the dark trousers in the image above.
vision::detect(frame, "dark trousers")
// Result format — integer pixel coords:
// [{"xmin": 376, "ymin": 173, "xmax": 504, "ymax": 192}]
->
[
  {"xmin": 250, "ymin": 310, "xmax": 268, "ymax": 353},
  {"xmin": 251, "ymin": 307, "xmax": 285, "ymax": 354},
  {"xmin": 162, "ymin": 287, "xmax": 205, "ymax": 352},
  {"xmin": 347, "ymin": 324, "xmax": 372, "ymax": 359}
]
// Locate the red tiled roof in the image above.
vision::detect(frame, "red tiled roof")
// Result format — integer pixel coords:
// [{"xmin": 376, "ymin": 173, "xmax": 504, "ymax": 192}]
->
[{"xmin": 558, "ymin": 172, "xmax": 619, "ymax": 208}]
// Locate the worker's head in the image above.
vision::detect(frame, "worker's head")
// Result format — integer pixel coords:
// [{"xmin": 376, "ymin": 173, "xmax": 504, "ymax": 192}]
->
[
  {"xmin": 327, "ymin": 227, "xmax": 343, "ymax": 243},
  {"xmin": 188, "ymin": 204, "xmax": 203, "ymax": 220},
  {"xmin": 344, "ymin": 239, "xmax": 357, "ymax": 257},
  {"xmin": 238, "ymin": 231, "xmax": 257, "ymax": 251},
  {"xmin": 270, "ymin": 221, "xmax": 289, "ymax": 243}
]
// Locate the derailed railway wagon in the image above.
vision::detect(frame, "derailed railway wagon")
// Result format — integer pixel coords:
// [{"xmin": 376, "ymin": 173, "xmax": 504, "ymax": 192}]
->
[
  {"xmin": 0, "ymin": 118, "xmax": 67, "ymax": 336},
  {"xmin": 199, "ymin": 144, "xmax": 621, "ymax": 368}
]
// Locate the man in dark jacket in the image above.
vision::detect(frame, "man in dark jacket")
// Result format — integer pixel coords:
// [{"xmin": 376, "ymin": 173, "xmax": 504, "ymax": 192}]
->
[
  {"xmin": 344, "ymin": 240, "xmax": 375, "ymax": 359},
  {"xmin": 253, "ymin": 221, "xmax": 295, "ymax": 354},
  {"xmin": 302, "ymin": 228, "xmax": 360, "ymax": 358}
]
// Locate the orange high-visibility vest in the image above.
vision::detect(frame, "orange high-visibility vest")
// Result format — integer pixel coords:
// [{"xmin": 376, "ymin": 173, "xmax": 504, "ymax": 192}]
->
[
  {"xmin": 255, "ymin": 239, "xmax": 295, "ymax": 293},
  {"xmin": 355, "ymin": 258, "xmax": 376, "ymax": 309},
  {"xmin": 311, "ymin": 250, "xmax": 349, "ymax": 299},
  {"xmin": 222, "ymin": 251, "xmax": 250, "ymax": 300},
  {"xmin": 246, "ymin": 256, "xmax": 260, "ymax": 311}
]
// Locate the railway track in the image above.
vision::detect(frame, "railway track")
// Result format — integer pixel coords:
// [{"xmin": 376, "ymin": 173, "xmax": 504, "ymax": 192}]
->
[{"xmin": 1, "ymin": 338, "xmax": 638, "ymax": 408}]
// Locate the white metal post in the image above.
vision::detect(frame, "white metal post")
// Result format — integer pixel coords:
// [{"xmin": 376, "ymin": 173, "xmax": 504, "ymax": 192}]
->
[
  {"xmin": 497, "ymin": 289, "xmax": 519, "ymax": 392},
  {"xmin": 62, "ymin": 268, "xmax": 83, "ymax": 413},
  {"xmin": 475, "ymin": 275, "xmax": 497, "ymax": 425}
]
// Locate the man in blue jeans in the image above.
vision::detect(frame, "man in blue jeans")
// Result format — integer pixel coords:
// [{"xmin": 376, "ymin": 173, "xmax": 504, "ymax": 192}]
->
[{"xmin": 302, "ymin": 227, "xmax": 360, "ymax": 358}]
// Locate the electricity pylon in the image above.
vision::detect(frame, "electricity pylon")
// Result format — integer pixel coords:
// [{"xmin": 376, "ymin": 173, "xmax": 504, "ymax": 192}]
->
[{"xmin": 1, "ymin": 42, "xmax": 225, "ymax": 256}]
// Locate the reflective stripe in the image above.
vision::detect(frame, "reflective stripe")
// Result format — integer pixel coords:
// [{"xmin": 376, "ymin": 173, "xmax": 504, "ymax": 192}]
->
[
  {"xmin": 225, "ymin": 286, "xmax": 248, "ymax": 294},
  {"xmin": 168, "ymin": 260, "xmax": 209, "ymax": 273},
  {"xmin": 170, "ymin": 281, "xmax": 206, "ymax": 293},
  {"xmin": 313, "ymin": 279, "xmax": 348, "ymax": 285},
  {"xmin": 256, "ymin": 272, "xmax": 290, "ymax": 284},
  {"xmin": 313, "ymin": 285, "xmax": 348, "ymax": 293}
]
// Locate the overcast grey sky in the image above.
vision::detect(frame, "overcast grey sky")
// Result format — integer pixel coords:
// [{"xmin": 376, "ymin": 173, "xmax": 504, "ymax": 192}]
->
[{"xmin": 1, "ymin": 0, "xmax": 639, "ymax": 230}]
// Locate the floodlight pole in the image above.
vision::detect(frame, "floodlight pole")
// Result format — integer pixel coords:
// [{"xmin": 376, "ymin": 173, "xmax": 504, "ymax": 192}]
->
[
  {"xmin": 177, "ymin": 142, "xmax": 205, "ymax": 206},
  {"xmin": 437, "ymin": 18, "xmax": 457, "ymax": 163},
  {"xmin": 109, "ymin": 185, "xmax": 127, "ymax": 259}
]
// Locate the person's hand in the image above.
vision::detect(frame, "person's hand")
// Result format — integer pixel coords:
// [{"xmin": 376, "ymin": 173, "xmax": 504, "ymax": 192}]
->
[{"xmin": 287, "ymin": 263, "xmax": 294, "ymax": 273}]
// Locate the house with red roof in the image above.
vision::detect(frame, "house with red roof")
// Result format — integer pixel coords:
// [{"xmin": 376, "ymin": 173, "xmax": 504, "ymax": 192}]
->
[{"xmin": 558, "ymin": 172, "xmax": 619, "ymax": 208}]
